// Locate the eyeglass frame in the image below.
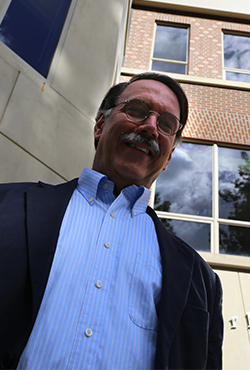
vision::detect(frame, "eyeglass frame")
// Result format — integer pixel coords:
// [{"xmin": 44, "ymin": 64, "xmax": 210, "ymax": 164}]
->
[{"xmin": 112, "ymin": 98, "xmax": 183, "ymax": 136}]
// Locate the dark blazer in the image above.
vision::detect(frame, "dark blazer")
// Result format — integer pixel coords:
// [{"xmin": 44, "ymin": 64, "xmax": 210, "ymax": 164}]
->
[{"xmin": 0, "ymin": 180, "xmax": 223, "ymax": 370}]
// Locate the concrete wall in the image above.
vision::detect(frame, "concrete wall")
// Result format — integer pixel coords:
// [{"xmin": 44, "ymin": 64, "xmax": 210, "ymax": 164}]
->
[{"xmin": 0, "ymin": 0, "xmax": 131, "ymax": 184}]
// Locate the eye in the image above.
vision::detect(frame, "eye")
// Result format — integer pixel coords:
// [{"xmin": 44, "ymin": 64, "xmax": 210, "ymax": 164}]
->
[
  {"xmin": 127, "ymin": 106, "xmax": 145, "ymax": 119},
  {"xmin": 125, "ymin": 100, "xmax": 148, "ymax": 121},
  {"xmin": 159, "ymin": 114, "xmax": 179, "ymax": 135}
]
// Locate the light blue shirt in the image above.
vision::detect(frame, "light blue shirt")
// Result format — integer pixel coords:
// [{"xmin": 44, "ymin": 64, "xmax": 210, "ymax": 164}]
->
[{"xmin": 18, "ymin": 168, "xmax": 162, "ymax": 370}]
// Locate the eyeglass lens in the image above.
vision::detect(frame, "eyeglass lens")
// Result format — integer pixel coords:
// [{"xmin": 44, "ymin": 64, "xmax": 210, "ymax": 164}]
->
[{"xmin": 124, "ymin": 99, "xmax": 180, "ymax": 136}]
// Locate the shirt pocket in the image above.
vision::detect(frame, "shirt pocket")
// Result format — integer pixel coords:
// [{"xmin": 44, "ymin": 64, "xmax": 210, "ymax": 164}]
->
[{"xmin": 129, "ymin": 252, "xmax": 162, "ymax": 331}]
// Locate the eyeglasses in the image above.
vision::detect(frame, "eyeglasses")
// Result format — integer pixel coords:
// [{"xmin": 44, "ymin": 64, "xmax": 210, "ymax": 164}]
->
[{"xmin": 114, "ymin": 98, "xmax": 183, "ymax": 136}]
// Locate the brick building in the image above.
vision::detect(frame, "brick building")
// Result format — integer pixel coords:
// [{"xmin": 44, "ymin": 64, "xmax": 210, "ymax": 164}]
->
[{"xmin": 122, "ymin": 1, "xmax": 250, "ymax": 368}]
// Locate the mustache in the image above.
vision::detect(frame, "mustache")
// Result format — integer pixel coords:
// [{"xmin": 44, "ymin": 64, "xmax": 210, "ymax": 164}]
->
[{"xmin": 120, "ymin": 133, "xmax": 160, "ymax": 155}]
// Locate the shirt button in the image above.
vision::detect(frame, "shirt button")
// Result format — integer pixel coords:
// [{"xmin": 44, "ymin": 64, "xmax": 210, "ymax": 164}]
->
[
  {"xmin": 133, "ymin": 209, "xmax": 136, "ymax": 216},
  {"xmin": 104, "ymin": 241, "xmax": 110, "ymax": 249},
  {"xmin": 103, "ymin": 183, "xmax": 109, "ymax": 190},
  {"xmin": 89, "ymin": 197, "xmax": 94, "ymax": 203},
  {"xmin": 110, "ymin": 212, "xmax": 115, "ymax": 218},
  {"xmin": 85, "ymin": 328, "xmax": 93, "ymax": 337},
  {"xmin": 95, "ymin": 280, "xmax": 103, "ymax": 289}
]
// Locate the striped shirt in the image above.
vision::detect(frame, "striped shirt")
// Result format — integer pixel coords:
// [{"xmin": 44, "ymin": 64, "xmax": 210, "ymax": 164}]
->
[{"xmin": 18, "ymin": 168, "xmax": 162, "ymax": 370}]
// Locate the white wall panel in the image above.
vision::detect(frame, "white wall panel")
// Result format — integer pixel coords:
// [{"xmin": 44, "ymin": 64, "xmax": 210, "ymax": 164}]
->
[
  {"xmin": 0, "ymin": 56, "xmax": 18, "ymax": 121},
  {"xmin": 215, "ymin": 269, "xmax": 250, "ymax": 370},
  {"xmin": 0, "ymin": 73, "xmax": 95, "ymax": 181},
  {"xmin": 0, "ymin": 134, "xmax": 64, "ymax": 184},
  {"xmin": 51, "ymin": 0, "xmax": 130, "ymax": 122}
]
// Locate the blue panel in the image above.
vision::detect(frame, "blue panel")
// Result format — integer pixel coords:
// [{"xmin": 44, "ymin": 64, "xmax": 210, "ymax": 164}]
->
[{"xmin": 0, "ymin": 0, "xmax": 72, "ymax": 77}]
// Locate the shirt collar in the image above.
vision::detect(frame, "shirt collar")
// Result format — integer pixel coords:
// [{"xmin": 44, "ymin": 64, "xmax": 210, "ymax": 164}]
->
[{"xmin": 77, "ymin": 168, "xmax": 151, "ymax": 216}]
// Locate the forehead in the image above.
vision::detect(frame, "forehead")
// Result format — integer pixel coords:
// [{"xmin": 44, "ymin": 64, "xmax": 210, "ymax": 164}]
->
[{"xmin": 119, "ymin": 79, "xmax": 180, "ymax": 116}]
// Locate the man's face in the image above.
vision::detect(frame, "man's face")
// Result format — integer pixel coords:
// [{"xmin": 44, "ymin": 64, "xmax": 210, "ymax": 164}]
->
[{"xmin": 92, "ymin": 79, "xmax": 180, "ymax": 193}]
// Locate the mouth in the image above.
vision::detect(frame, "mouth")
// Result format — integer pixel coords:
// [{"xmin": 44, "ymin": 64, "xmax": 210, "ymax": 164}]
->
[
  {"xmin": 128, "ymin": 143, "xmax": 150, "ymax": 155},
  {"xmin": 121, "ymin": 133, "xmax": 160, "ymax": 157}
]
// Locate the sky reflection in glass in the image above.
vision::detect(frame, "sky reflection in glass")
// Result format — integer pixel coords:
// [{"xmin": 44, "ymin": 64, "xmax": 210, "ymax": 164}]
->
[
  {"xmin": 152, "ymin": 61, "xmax": 186, "ymax": 74},
  {"xmin": 160, "ymin": 218, "xmax": 210, "ymax": 252},
  {"xmin": 226, "ymin": 72, "xmax": 250, "ymax": 83},
  {"xmin": 153, "ymin": 25, "xmax": 188, "ymax": 61},
  {"xmin": 220, "ymin": 224, "xmax": 250, "ymax": 256},
  {"xmin": 152, "ymin": 25, "xmax": 188, "ymax": 74},
  {"xmin": 224, "ymin": 34, "xmax": 250, "ymax": 71},
  {"xmin": 154, "ymin": 142, "xmax": 212, "ymax": 217},
  {"xmin": 224, "ymin": 33, "xmax": 250, "ymax": 82},
  {"xmin": 0, "ymin": 0, "xmax": 72, "ymax": 77},
  {"xmin": 219, "ymin": 147, "xmax": 250, "ymax": 222}
]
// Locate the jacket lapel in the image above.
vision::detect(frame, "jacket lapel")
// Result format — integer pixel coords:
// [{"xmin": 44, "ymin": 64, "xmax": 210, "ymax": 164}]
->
[
  {"xmin": 146, "ymin": 207, "xmax": 195, "ymax": 366},
  {"xmin": 25, "ymin": 178, "xmax": 78, "ymax": 320}
]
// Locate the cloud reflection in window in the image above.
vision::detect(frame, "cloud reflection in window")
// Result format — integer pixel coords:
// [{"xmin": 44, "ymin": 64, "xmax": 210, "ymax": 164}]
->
[
  {"xmin": 224, "ymin": 34, "xmax": 250, "ymax": 71},
  {"xmin": 153, "ymin": 25, "xmax": 188, "ymax": 61},
  {"xmin": 154, "ymin": 143, "xmax": 212, "ymax": 217}
]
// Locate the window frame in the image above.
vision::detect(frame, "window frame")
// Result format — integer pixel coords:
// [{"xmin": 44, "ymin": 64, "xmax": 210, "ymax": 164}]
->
[
  {"xmin": 150, "ymin": 142, "xmax": 250, "ymax": 262},
  {"xmin": 151, "ymin": 22, "xmax": 189, "ymax": 75},
  {"xmin": 222, "ymin": 30, "xmax": 250, "ymax": 82}
]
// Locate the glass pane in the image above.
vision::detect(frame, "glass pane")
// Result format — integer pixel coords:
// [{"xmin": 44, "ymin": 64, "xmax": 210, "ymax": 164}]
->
[
  {"xmin": 152, "ymin": 61, "xmax": 186, "ymax": 74},
  {"xmin": 220, "ymin": 224, "xmax": 250, "ymax": 256},
  {"xmin": 160, "ymin": 219, "xmax": 210, "ymax": 252},
  {"xmin": 0, "ymin": 0, "xmax": 72, "ymax": 77},
  {"xmin": 153, "ymin": 25, "xmax": 188, "ymax": 62},
  {"xmin": 226, "ymin": 71, "xmax": 250, "ymax": 83},
  {"xmin": 219, "ymin": 147, "xmax": 250, "ymax": 222},
  {"xmin": 154, "ymin": 143, "xmax": 212, "ymax": 217},
  {"xmin": 224, "ymin": 34, "xmax": 250, "ymax": 71}
]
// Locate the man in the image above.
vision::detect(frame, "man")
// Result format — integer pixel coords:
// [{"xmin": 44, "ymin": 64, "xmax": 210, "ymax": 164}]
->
[{"xmin": 0, "ymin": 72, "xmax": 223, "ymax": 370}]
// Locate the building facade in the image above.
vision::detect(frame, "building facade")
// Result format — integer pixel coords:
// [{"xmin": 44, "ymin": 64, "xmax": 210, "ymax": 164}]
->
[{"xmin": 121, "ymin": 1, "xmax": 250, "ymax": 368}]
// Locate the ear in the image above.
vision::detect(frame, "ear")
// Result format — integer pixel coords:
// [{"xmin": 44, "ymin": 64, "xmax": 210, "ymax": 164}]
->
[
  {"xmin": 94, "ymin": 113, "xmax": 106, "ymax": 141},
  {"xmin": 162, "ymin": 147, "xmax": 175, "ymax": 171}
]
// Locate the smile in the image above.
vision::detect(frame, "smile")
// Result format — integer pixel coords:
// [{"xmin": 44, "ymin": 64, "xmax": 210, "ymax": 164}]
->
[{"xmin": 128, "ymin": 143, "xmax": 150, "ymax": 155}]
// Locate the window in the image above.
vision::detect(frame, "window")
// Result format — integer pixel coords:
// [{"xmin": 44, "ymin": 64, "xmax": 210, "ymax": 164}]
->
[
  {"xmin": 223, "ymin": 33, "xmax": 250, "ymax": 83},
  {"xmin": 153, "ymin": 142, "xmax": 250, "ymax": 257},
  {"xmin": 151, "ymin": 24, "xmax": 189, "ymax": 74},
  {"xmin": 0, "ymin": 0, "xmax": 72, "ymax": 77}
]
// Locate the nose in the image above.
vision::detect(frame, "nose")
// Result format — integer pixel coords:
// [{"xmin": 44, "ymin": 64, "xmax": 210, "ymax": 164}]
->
[{"xmin": 135, "ymin": 111, "xmax": 159, "ymax": 139}]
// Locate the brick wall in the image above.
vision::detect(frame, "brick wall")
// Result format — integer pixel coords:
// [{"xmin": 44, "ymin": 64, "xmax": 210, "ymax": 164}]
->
[
  {"xmin": 122, "ymin": 7, "xmax": 250, "ymax": 146},
  {"xmin": 183, "ymin": 84, "xmax": 250, "ymax": 145}
]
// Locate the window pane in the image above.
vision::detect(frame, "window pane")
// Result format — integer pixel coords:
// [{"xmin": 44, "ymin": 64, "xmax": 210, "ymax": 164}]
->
[
  {"xmin": 219, "ymin": 147, "xmax": 250, "ymax": 222},
  {"xmin": 220, "ymin": 224, "xmax": 250, "ymax": 256},
  {"xmin": 0, "ymin": 0, "xmax": 72, "ymax": 77},
  {"xmin": 226, "ymin": 72, "xmax": 250, "ymax": 83},
  {"xmin": 160, "ymin": 219, "xmax": 210, "ymax": 252},
  {"xmin": 152, "ymin": 61, "xmax": 186, "ymax": 74},
  {"xmin": 153, "ymin": 25, "xmax": 188, "ymax": 62},
  {"xmin": 154, "ymin": 143, "xmax": 212, "ymax": 217},
  {"xmin": 224, "ymin": 34, "xmax": 250, "ymax": 71}
]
